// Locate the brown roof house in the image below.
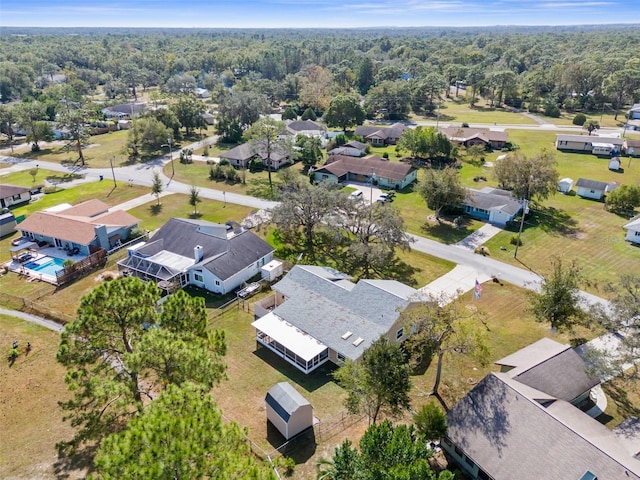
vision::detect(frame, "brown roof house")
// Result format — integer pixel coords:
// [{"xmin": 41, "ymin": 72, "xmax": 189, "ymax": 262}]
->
[
  {"xmin": 355, "ymin": 123, "xmax": 408, "ymax": 146},
  {"xmin": 220, "ymin": 142, "xmax": 292, "ymax": 170},
  {"xmin": 0, "ymin": 184, "xmax": 32, "ymax": 209},
  {"xmin": 441, "ymin": 338, "xmax": 640, "ymax": 480},
  {"xmin": 313, "ymin": 155, "xmax": 417, "ymax": 190},
  {"xmin": 18, "ymin": 199, "xmax": 139, "ymax": 256},
  {"xmin": 439, "ymin": 127, "xmax": 508, "ymax": 150}
]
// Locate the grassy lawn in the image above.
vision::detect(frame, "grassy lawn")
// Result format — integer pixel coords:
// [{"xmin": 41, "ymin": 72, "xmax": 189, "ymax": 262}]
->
[
  {"xmin": 0, "ymin": 314, "xmax": 83, "ymax": 480},
  {"xmin": 408, "ymin": 282, "xmax": 599, "ymax": 410},
  {"xmin": 12, "ymin": 130, "xmax": 130, "ymax": 169},
  {"xmin": 166, "ymin": 158, "xmax": 309, "ymax": 198},
  {"xmin": 410, "ymin": 98, "xmax": 537, "ymax": 125},
  {"xmin": 598, "ymin": 376, "xmax": 640, "ymax": 429},
  {"xmin": 469, "ymin": 129, "xmax": 640, "ymax": 292}
]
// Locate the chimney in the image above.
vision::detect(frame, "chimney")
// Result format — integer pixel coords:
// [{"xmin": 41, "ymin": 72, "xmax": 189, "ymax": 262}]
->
[{"xmin": 194, "ymin": 245, "xmax": 204, "ymax": 263}]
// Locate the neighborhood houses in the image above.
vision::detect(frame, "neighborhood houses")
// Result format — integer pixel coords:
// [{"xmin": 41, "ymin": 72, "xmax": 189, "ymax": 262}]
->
[{"xmin": 2, "ymin": 24, "xmax": 640, "ymax": 480}]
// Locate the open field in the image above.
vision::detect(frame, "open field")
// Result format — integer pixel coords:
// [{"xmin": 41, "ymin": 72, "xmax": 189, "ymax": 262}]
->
[
  {"xmin": 410, "ymin": 98, "xmax": 537, "ymax": 125},
  {"xmin": 0, "ymin": 315, "xmax": 82, "ymax": 480}
]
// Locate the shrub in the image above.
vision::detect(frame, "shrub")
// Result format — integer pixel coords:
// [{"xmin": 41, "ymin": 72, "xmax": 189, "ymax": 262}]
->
[
  {"xmin": 474, "ymin": 246, "xmax": 490, "ymax": 256},
  {"xmin": 572, "ymin": 113, "xmax": 587, "ymax": 126},
  {"xmin": 301, "ymin": 108, "xmax": 317, "ymax": 121},
  {"xmin": 544, "ymin": 104, "xmax": 561, "ymax": 118},
  {"xmin": 510, "ymin": 235, "xmax": 523, "ymax": 246},
  {"xmin": 203, "ymin": 144, "xmax": 209, "ymax": 156},
  {"xmin": 282, "ymin": 106, "xmax": 297, "ymax": 121},
  {"xmin": 218, "ymin": 158, "xmax": 229, "ymax": 166},
  {"xmin": 461, "ymin": 122, "xmax": 469, "ymax": 128},
  {"xmin": 382, "ymin": 152, "xmax": 389, "ymax": 159}
]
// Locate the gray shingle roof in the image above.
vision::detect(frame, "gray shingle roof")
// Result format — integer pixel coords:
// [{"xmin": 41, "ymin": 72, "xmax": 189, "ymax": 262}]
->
[
  {"xmin": 270, "ymin": 265, "xmax": 418, "ymax": 360},
  {"xmin": 464, "ymin": 188, "xmax": 522, "ymax": 215},
  {"xmin": 576, "ymin": 178, "xmax": 608, "ymax": 191},
  {"xmin": 221, "ymin": 142, "xmax": 289, "ymax": 162},
  {"xmin": 265, "ymin": 382, "xmax": 311, "ymax": 422},
  {"xmin": 141, "ymin": 218, "xmax": 273, "ymax": 281},
  {"xmin": 446, "ymin": 372, "xmax": 640, "ymax": 480}
]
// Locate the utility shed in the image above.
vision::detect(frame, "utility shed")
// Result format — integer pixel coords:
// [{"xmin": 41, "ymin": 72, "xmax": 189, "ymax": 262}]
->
[
  {"xmin": 0, "ymin": 211, "xmax": 17, "ymax": 237},
  {"xmin": 265, "ymin": 382, "xmax": 313, "ymax": 440}
]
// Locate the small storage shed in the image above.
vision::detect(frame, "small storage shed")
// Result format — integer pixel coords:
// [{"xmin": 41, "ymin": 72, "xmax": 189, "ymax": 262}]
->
[
  {"xmin": 265, "ymin": 382, "xmax": 313, "ymax": 440},
  {"xmin": 609, "ymin": 157, "xmax": 621, "ymax": 171},
  {"xmin": 0, "ymin": 211, "xmax": 17, "ymax": 237},
  {"xmin": 261, "ymin": 259, "xmax": 284, "ymax": 282},
  {"xmin": 558, "ymin": 178, "xmax": 574, "ymax": 194},
  {"xmin": 624, "ymin": 217, "xmax": 640, "ymax": 245},
  {"xmin": 575, "ymin": 178, "xmax": 607, "ymax": 200}
]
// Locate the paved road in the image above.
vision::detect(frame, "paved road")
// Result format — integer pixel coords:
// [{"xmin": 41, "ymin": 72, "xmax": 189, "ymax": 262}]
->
[
  {"xmin": 0, "ymin": 132, "xmax": 610, "ymax": 308},
  {"xmin": 0, "ymin": 307, "xmax": 64, "ymax": 332}
]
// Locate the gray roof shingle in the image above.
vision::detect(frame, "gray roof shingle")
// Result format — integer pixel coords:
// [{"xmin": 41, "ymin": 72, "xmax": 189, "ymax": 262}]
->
[
  {"xmin": 270, "ymin": 265, "xmax": 418, "ymax": 360},
  {"xmin": 446, "ymin": 372, "xmax": 640, "ymax": 480},
  {"xmin": 140, "ymin": 218, "xmax": 273, "ymax": 281},
  {"xmin": 464, "ymin": 188, "xmax": 522, "ymax": 215},
  {"xmin": 576, "ymin": 178, "xmax": 608, "ymax": 191}
]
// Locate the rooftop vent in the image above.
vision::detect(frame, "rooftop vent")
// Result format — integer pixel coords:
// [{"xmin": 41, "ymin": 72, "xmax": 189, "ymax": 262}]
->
[
  {"xmin": 341, "ymin": 331, "xmax": 353, "ymax": 340},
  {"xmin": 353, "ymin": 337, "xmax": 364, "ymax": 347}
]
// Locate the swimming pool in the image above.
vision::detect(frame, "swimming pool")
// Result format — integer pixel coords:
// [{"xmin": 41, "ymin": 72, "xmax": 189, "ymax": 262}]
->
[{"xmin": 23, "ymin": 257, "xmax": 66, "ymax": 278}]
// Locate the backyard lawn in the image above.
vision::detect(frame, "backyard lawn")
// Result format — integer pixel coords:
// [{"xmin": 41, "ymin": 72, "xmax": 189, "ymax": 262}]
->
[{"xmin": 0, "ymin": 315, "xmax": 82, "ymax": 480}]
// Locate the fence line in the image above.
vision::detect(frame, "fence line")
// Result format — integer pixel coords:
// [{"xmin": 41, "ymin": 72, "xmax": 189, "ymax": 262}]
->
[{"xmin": 0, "ymin": 291, "xmax": 74, "ymax": 324}]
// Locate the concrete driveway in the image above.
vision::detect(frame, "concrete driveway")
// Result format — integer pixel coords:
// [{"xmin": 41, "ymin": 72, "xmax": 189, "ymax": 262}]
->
[
  {"xmin": 418, "ymin": 265, "xmax": 492, "ymax": 304},
  {"xmin": 344, "ymin": 181, "xmax": 383, "ymax": 205}
]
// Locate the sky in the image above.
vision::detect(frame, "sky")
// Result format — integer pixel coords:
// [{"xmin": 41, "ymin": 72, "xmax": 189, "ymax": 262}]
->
[{"xmin": 2, "ymin": 0, "xmax": 639, "ymax": 28}]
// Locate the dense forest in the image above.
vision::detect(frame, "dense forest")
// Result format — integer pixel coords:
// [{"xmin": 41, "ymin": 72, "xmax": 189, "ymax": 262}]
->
[{"xmin": 1, "ymin": 26, "xmax": 639, "ymax": 151}]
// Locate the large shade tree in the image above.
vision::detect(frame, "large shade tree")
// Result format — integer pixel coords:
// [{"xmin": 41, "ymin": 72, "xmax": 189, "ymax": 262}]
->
[
  {"xmin": 56, "ymin": 278, "xmax": 226, "ymax": 454},
  {"xmin": 93, "ymin": 383, "xmax": 276, "ymax": 480},
  {"xmin": 493, "ymin": 151, "xmax": 559, "ymax": 201},
  {"xmin": 324, "ymin": 95, "xmax": 366, "ymax": 132},
  {"xmin": 401, "ymin": 294, "xmax": 490, "ymax": 410},
  {"xmin": 418, "ymin": 167, "xmax": 467, "ymax": 221},
  {"xmin": 334, "ymin": 337, "xmax": 411, "ymax": 425}
]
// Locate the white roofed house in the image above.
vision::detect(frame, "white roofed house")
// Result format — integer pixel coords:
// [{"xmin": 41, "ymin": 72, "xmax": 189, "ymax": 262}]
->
[
  {"xmin": 284, "ymin": 119, "xmax": 326, "ymax": 138},
  {"xmin": 624, "ymin": 217, "xmax": 640, "ymax": 245},
  {"xmin": 251, "ymin": 265, "xmax": 420, "ymax": 374},
  {"xmin": 117, "ymin": 218, "xmax": 274, "ymax": 294},
  {"xmin": 219, "ymin": 142, "xmax": 292, "ymax": 170}
]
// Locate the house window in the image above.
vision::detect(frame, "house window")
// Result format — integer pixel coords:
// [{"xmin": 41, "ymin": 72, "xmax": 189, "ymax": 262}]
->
[
  {"xmin": 464, "ymin": 455, "xmax": 476, "ymax": 468},
  {"xmin": 12, "ymin": 194, "xmax": 22, "ymax": 200},
  {"xmin": 215, "ymin": 280, "xmax": 220, "ymax": 286},
  {"xmin": 396, "ymin": 328, "xmax": 404, "ymax": 340},
  {"xmin": 478, "ymin": 469, "xmax": 492, "ymax": 480},
  {"xmin": 193, "ymin": 273, "xmax": 204, "ymax": 283},
  {"xmin": 635, "ymin": 231, "xmax": 640, "ymax": 236},
  {"xmin": 590, "ymin": 189, "xmax": 595, "ymax": 194},
  {"xmin": 322, "ymin": 174, "xmax": 329, "ymax": 180},
  {"xmin": 337, "ymin": 352, "xmax": 345, "ymax": 362}
]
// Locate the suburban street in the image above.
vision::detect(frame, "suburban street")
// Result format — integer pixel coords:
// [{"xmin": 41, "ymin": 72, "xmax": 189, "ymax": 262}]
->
[{"xmin": 0, "ymin": 128, "xmax": 613, "ymax": 310}]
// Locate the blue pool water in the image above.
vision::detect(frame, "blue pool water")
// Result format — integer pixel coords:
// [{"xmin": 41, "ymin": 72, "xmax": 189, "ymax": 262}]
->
[{"xmin": 23, "ymin": 257, "xmax": 66, "ymax": 277}]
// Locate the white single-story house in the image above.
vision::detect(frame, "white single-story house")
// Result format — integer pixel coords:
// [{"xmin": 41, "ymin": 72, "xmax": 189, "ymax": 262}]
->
[
  {"xmin": 0, "ymin": 184, "xmax": 32, "ymax": 209},
  {"xmin": 575, "ymin": 178, "xmax": 608, "ymax": 200},
  {"xmin": 285, "ymin": 120, "xmax": 326, "ymax": 138},
  {"xmin": 252, "ymin": 265, "xmax": 420, "ymax": 374},
  {"xmin": 442, "ymin": 338, "xmax": 638, "ymax": 480},
  {"xmin": 355, "ymin": 123, "xmax": 408, "ymax": 146},
  {"xmin": 101, "ymin": 102, "xmax": 147, "ymax": 119},
  {"xmin": 624, "ymin": 217, "xmax": 640, "ymax": 245},
  {"xmin": 195, "ymin": 87, "xmax": 210, "ymax": 99},
  {"xmin": 558, "ymin": 177, "xmax": 574, "ymax": 194},
  {"xmin": 623, "ymin": 139, "xmax": 640, "ymax": 157},
  {"xmin": 265, "ymin": 382, "xmax": 313, "ymax": 440},
  {"xmin": 117, "ymin": 218, "xmax": 274, "ymax": 295},
  {"xmin": 200, "ymin": 112, "xmax": 215, "ymax": 125},
  {"xmin": 313, "ymin": 155, "xmax": 417, "ymax": 190},
  {"xmin": 220, "ymin": 142, "xmax": 292, "ymax": 170},
  {"xmin": 439, "ymin": 127, "xmax": 508, "ymax": 150},
  {"xmin": 555, "ymin": 134, "xmax": 624, "ymax": 154},
  {"xmin": 463, "ymin": 188, "xmax": 523, "ymax": 226},
  {"xmin": 327, "ymin": 140, "xmax": 368, "ymax": 157},
  {"xmin": 628, "ymin": 103, "xmax": 640, "ymax": 120},
  {"xmin": 18, "ymin": 199, "xmax": 139, "ymax": 256}
]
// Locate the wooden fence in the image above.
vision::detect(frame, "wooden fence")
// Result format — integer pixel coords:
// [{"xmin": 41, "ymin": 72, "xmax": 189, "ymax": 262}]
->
[{"xmin": 55, "ymin": 248, "xmax": 107, "ymax": 286}]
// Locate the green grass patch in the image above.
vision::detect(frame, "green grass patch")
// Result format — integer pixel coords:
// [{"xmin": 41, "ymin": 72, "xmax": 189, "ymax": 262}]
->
[{"xmin": 411, "ymin": 98, "xmax": 537, "ymax": 125}]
